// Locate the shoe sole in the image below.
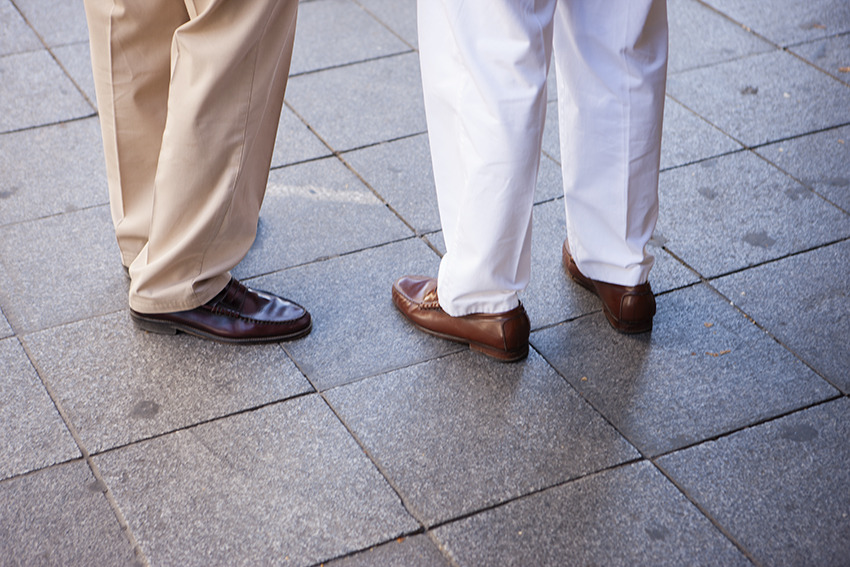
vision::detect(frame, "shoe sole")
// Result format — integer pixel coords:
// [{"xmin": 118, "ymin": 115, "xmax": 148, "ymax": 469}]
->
[
  {"xmin": 410, "ymin": 321, "xmax": 529, "ymax": 362},
  {"xmin": 130, "ymin": 312, "xmax": 313, "ymax": 344}
]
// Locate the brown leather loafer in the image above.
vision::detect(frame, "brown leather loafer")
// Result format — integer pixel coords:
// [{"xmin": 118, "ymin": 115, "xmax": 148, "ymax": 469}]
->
[
  {"xmin": 392, "ymin": 275, "xmax": 530, "ymax": 362},
  {"xmin": 130, "ymin": 278, "xmax": 311, "ymax": 344},
  {"xmin": 562, "ymin": 241, "xmax": 655, "ymax": 333}
]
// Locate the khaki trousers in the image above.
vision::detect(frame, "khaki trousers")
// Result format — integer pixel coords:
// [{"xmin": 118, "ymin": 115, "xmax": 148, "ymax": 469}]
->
[
  {"xmin": 419, "ymin": 0, "xmax": 667, "ymax": 316},
  {"xmin": 84, "ymin": 0, "xmax": 298, "ymax": 313}
]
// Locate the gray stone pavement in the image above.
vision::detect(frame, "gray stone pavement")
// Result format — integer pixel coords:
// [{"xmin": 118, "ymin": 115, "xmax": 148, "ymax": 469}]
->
[{"xmin": 1, "ymin": 0, "xmax": 849, "ymax": 564}]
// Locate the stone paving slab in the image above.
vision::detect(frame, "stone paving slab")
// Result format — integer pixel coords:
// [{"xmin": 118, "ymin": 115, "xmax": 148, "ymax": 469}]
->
[
  {"xmin": 232, "ymin": 157, "xmax": 410, "ymax": 279},
  {"xmin": 325, "ymin": 534, "xmax": 449, "ymax": 567},
  {"xmin": 0, "ymin": 337, "xmax": 79, "ymax": 480},
  {"xmin": 432, "ymin": 461, "xmax": 750, "ymax": 567},
  {"xmin": 0, "ymin": 48, "xmax": 93, "ymax": 133},
  {"xmin": 532, "ymin": 284, "xmax": 838, "ymax": 457},
  {"xmin": 52, "ymin": 40, "xmax": 96, "ymax": 106},
  {"xmin": 659, "ymin": 98, "xmax": 743, "ymax": 170},
  {"xmin": 703, "ymin": 0, "xmax": 850, "ymax": 47},
  {"xmin": 93, "ymin": 395, "xmax": 418, "ymax": 566},
  {"xmin": 343, "ymin": 133, "xmax": 440, "ymax": 233},
  {"xmin": 667, "ymin": 49, "xmax": 850, "ymax": 147},
  {"xmin": 21, "ymin": 310, "xmax": 312, "ymax": 453},
  {"xmin": 355, "ymin": 0, "xmax": 418, "ymax": 49},
  {"xmin": 0, "ymin": 117, "xmax": 106, "ymax": 226},
  {"xmin": 667, "ymin": 0, "xmax": 773, "ymax": 74},
  {"xmin": 0, "ymin": 459, "xmax": 140, "ymax": 566},
  {"xmin": 326, "ymin": 349, "xmax": 639, "ymax": 527},
  {"xmin": 791, "ymin": 34, "xmax": 850, "ymax": 86},
  {"xmin": 284, "ymin": 52, "xmax": 426, "ymax": 152},
  {"xmin": 0, "ymin": 308, "xmax": 12, "ymax": 338},
  {"xmin": 755, "ymin": 123, "xmax": 850, "ymax": 212},
  {"xmin": 12, "ymin": 0, "xmax": 90, "ymax": 47},
  {"xmin": 0, "ymin": 0, "xmax": 42, "ymax": 55},
  {"xmin": 271, "ymin": 105, "xmax": 333, "ymax": 168},
  {"xmin": 291, "ymin": 0, "xmax": 410, "ymax": 76},
  {"xmin": 259, "ymin": 237, "xmax": 459, "ymax": 391},
  {"xmin": 657, "ymin": 398, "xmax": 850, "ymax": 567},
  {"xmin": 712, "ymin": 239, "xmax": 850, "ymax": 393},
  {"xmin": 655, "ymin": 150, "xmax": 850, "ymax": 279},
  {"xmin": 0, "ymin": 206, "xmax": 127, "ymax": 334}
]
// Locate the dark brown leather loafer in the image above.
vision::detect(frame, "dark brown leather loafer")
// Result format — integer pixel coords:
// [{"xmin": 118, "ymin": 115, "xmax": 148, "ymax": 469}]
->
[
  {"xmin": 392, "ymin": 275, "xmax": 530, "ymax": 362},
  {"xmin": 130, "ymin": 278, "xmax": 311, "ymax": 343},
  {"xmin": 562, "ymin": 241, "xmax": 655, "ymax": 333}
]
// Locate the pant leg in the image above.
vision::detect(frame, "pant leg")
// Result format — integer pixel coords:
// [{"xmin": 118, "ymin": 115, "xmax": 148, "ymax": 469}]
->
[
  {"xmin": 127, "ymin": 0, "xmax": 299, "ymax": 313},
  {"xmin": 418, "ymin": 0, "xmax": 557, "ymax": 316},
  {"xmin": 553, "ymin": 0, "xmax": 668, "ymax": 286},
  {"xmin": 83, "ymin": 0, "xmax": 188, "ymax": 268}
]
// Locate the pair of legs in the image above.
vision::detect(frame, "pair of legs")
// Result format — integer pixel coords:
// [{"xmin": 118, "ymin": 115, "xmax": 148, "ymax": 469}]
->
[
  {"xmin": 85, "ymin": 0, "xmax": 311, "ymax": 343},
  {"xmin": 84, "ymin": 0, "xmax": 298, "ymax": 314},
  {"xmin": 420, "ymin": 0, "xmax": 668, "ymax": 317},
  {"xmin": 394, "ymin": 0, "xmax": 667, "ymax": 359}
]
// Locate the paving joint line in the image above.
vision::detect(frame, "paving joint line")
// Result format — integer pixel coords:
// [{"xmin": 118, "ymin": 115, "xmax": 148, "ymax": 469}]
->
[{"xmin": 17, "ymin": 337, "xmax": 151, "ymax": 567}]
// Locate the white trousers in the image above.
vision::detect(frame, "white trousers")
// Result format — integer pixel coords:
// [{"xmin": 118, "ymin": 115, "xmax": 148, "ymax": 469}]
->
[{"xmin": 419, "ymin": 0, "xmax": 668, "ymax": 316}]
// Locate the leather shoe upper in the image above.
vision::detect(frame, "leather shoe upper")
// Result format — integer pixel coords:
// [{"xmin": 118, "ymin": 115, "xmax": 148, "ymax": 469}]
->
[
  {"xmin": 392, "ymin": 275, "xmax": 529, "ymax": 361},
  {"xmin": 130, "ymin": 278, "xmax": 311, "ymax": 343},
  {"xmin": 562, "ymin": 242, "xmax": 655, "ymax": 333}
]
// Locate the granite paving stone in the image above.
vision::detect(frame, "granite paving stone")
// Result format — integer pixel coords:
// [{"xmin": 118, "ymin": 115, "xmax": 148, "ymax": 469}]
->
[
  {"xmin": 290, "ymin": 0, "xmax": 410, "ymax": 76},
  {"xmin": 702, "ymin": 0, "xmax": 850, "ymax": 47},
  {"xmin": 791, "ymin": 34, "xmax": 850, "ymax": 85},
  {"xmin": 667, "ymin": 0, "xmax": 773, "ymax": 74},
  {"xmin": 0, "ymin": 306, "xmax": 12, "ymax": 338},
  {"xmin": 271, "ymin": 104, "xmax": 333, "ymax": 168},
  {"xmin": 432, "ymin": 461, "xmax": 750, "ymax": 567},
  {"xmin": 12, "ymin": 0, "xmax": 90, "ymax": 47},
  {"xmin": 93, "ymin": 395, "xmax": 418, "ymax": 567},
  {"xmin": 659, "ymin": 98, "xmax": 743, "ymax": 170},
  {"xmin": 0, "ymin": 117, "xmax": 106, "ymax": 226},
  {"xmin": 21, "ymin": 310, "xmax": 312, "ymax": 453},
  {"xmin": 712, "ymin": 239, "xmax": 850, "ymax": 393},
  {"xmin": 0, "ymin": 206, "xmax": 127, "ymax": 334},
  {"xmin": 0, "ymin": 460, "xmax": 140, "ymax": 566},
  {"xmin": 531, "ymin": 284, "xmax": 838, "ymax": 456},
  {"xmin": 284, "ymin": 52, "xmax": 426, "ymax": 152},
  {"xmin": 326, "ymin": 349, "xmax": 639, "ymax": 526},
  {"xmin": 324, "ymin": 534, "xmax": 450, "ymax": 567},
  {"xmin": 259, "ymin": 237, "xmax": 460, "ymax": 390},
  {"xmin": 541, "ymin": 100, "xmax": 561, "ymax": 163},
  {"xmin": 342, "ymin": 133, "xmax": 440, "ymax": 233},
  {"xmin": 532, "ymin": 153, "xmax": 564, "ymax": 203},
  {"xmin": 0, "ymin": 337, "xmax": 79, "ymax": 480},
  {"xmin": 657, "ymin": 398, "xmax": 850, "ymax": 567},
  {"xmin": 52, "ymin": 40, "xmax": 97, "ymax": 107},
  {"xmin": 755, "ymin": 123, "xmax": 850, "ymax": 212},
  {"xmin": 667, "ymin": 50, "xmax": 850, "ymax": 147},
  {"xmin": 655, "ymin": 151, "xmax": 850, "ymax": 279},
  {"xmin": 0, "ymin": 0, "xmax": 42, "ymax": 56},
  {"xmin": 233, "ymin": 156, "xmax": 410, "ymax": 279},
  {"xmin": 354, "ymin": 0, "xmax": 418, "ymax": 48},
  {"xmin": 0, "ymin": 49, "xmax": 93, "ymax": 133}
]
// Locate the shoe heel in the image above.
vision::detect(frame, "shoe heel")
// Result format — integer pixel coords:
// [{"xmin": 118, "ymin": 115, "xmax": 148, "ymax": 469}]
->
[{"xmin": 131, "ymin": 314, "xmax": 178, "ymax": 335}]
